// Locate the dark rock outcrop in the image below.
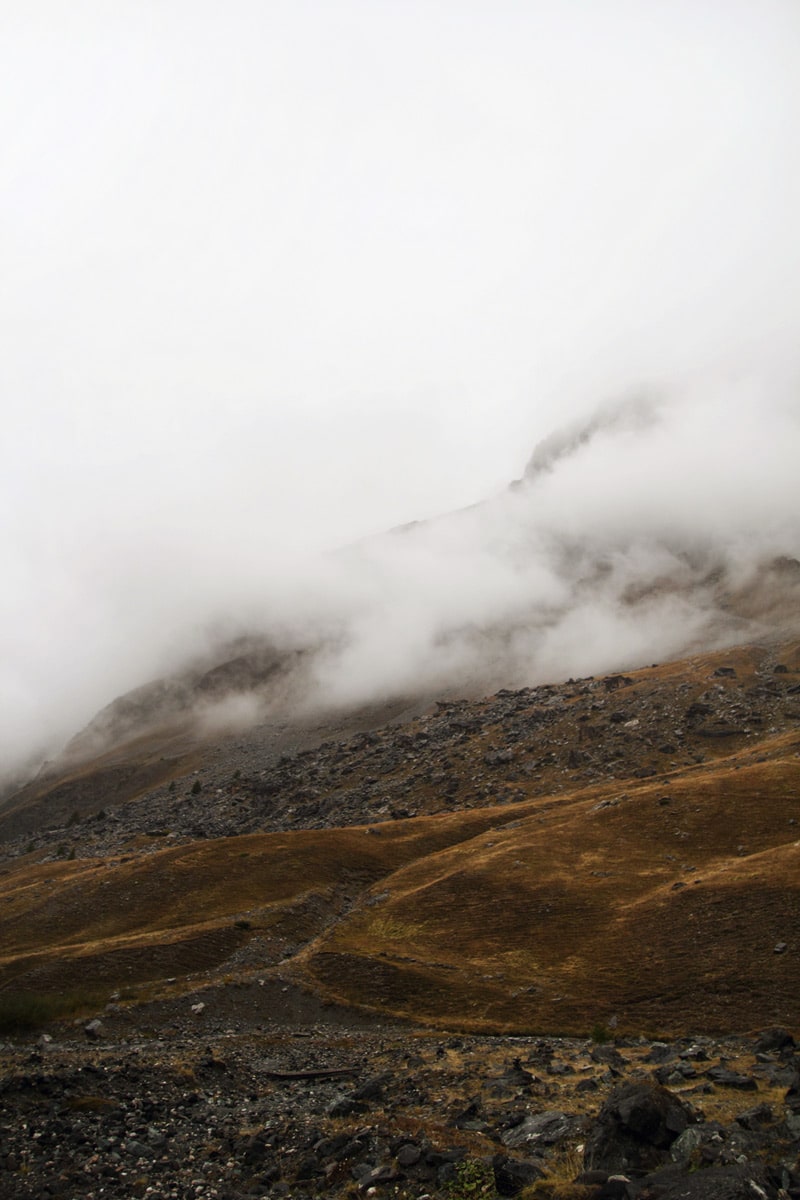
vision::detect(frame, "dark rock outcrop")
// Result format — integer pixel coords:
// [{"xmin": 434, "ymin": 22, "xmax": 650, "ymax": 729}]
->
[{"xmin": 584, "ymin": 1081, "xmax": 693, "ymax": 1172}]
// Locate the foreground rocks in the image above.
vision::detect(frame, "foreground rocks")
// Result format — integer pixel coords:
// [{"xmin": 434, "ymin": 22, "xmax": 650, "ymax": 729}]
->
[{"xmin": 1, "ymin": 1011, "xmax": 799, "ymax": 1200}]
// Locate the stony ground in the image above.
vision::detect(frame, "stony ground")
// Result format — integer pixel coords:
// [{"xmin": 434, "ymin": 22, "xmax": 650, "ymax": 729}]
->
[{"xmin": 2, "ymin": 995, "xmax": 800, "ymax": 1200}]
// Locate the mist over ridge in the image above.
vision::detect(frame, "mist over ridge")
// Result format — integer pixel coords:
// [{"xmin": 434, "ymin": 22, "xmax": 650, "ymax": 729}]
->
[
  {"xmin": 298, "ymin": 376, "xmax": 800, "ymax": 708},
  {"xmin": 17, "ymin": 372, "xmax": 797, "ymax": 784}
]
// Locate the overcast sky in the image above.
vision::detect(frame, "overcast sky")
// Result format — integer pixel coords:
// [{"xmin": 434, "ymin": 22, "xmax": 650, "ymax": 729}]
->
[{"xmin": 2, "ymin": 0, "xmax": 800, "ymax": 773}]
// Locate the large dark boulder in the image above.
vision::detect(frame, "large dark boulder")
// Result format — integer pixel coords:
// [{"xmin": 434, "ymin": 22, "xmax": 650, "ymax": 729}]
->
[
  {"xmin": 584, "ymin": 1081, "xmax": 693, "ymax": 1173},
  {"xmin": 632, "ymin": 1162, "xmax": 782, "ymax": 1200},
  {"xmin": 492, "ymin": 1153, "xmax": 545, "ymax": 1196},
  {"xmin": 784, "ymin": 1064, "xmax": 800, "ymax": 1113},
  {"xmin": 755, "ymin": 1027, "xmax": 795, "ymax": 1055},
  {"xmin": 502, "ymin": 1109, "xmax": 584, "ymax": 1151}
]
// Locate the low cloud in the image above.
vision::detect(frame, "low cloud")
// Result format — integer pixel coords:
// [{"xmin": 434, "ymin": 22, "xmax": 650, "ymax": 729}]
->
[
  {"xmin": 2, "ymin": 371, "xmax": 799, "ymax": 788},
  {"xmin": 296, "ymin": 376, "xmax": 799, "ymax": 716}
]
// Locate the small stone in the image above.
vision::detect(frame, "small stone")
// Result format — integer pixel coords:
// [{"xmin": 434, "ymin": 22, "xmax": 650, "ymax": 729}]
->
[
  {"xmin": 706, "ymin": 1067, "xmax": 757, "ymax": 1090},
  {"xmin": 396, "ymin": 1144, "xmax": 421, "ymax": 1168}
]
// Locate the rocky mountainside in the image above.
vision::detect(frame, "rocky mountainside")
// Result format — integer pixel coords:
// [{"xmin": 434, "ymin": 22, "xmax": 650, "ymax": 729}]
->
[{"xmin": 4, "ymin": 630, "xmax": 799, "ymax": 846}]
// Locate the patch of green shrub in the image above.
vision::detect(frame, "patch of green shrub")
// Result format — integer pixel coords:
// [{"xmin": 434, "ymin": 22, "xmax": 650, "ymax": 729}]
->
[{"xmin": 446, "ymin": 1158, "xmax": 498, "ymax": 1199}]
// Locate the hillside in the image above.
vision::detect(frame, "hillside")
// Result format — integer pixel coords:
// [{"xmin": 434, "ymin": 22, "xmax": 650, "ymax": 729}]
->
[
  {"xmin": 2, "ymin": 636, "xmax": 800, "ymax": 1200},
  {"xmin": 1, "ymin": 636, "xmax": 798, "ymax": 1038}
]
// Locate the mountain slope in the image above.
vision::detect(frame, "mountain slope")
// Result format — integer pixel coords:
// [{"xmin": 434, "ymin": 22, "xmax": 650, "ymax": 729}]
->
[{"xmin": 0, "ymin": 638, "xmax": 798, "ymax": 1037}]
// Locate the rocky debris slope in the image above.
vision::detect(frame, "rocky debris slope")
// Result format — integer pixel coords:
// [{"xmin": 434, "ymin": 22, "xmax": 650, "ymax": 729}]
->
[
  {"xmin": 1, "ymin": 1011, "xmax": 799, "ymax": 1200},
  {"xmin": 3, "ymin": 642, "xmax": 798, "ymax": 864}
]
